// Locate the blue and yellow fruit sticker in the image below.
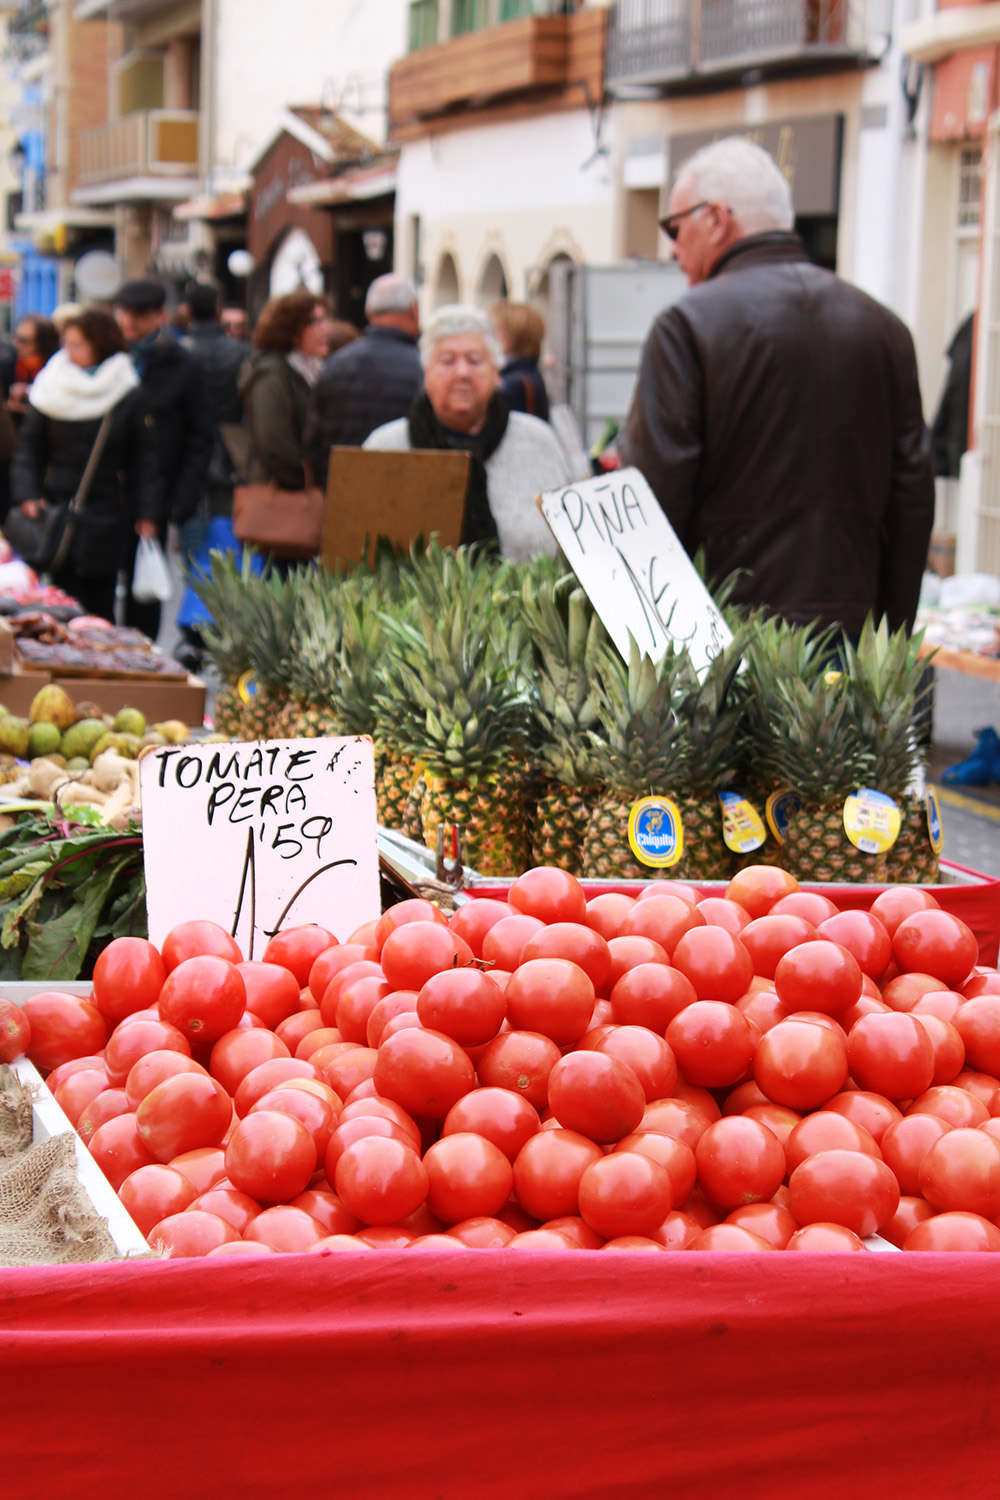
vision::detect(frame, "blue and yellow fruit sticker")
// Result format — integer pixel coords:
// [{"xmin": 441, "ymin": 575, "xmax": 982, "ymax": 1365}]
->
[
  {"xmin": 926, "ymin": 787, "xmax": 944, "ymax": 854},
  {"xmin": 628, "ymin": 796, "xmax": 684, "ymax": 868},
  {"xmin": 843, "ymin": 788, "xmax": 901, "ymax": 854},
  {"xmin": 765, "ymin": 789, "xmax": 801, "ymax": 845},
  {"xmin": 718, "ymin": 790, "xmax": 766, "ymax": 853},
  {"xmin": 237, "ymin": 669, "xmax": 258, "ymax": 704}
]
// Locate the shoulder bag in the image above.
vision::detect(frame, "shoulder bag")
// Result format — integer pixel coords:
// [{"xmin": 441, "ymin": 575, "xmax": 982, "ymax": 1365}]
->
[
  {"xmin": 2, "ymin": 410, "xmax": 115, "ymax": 575},
  {"xmin": 232, "ymin": 472, "xmax": 325, "ymax": 561}
]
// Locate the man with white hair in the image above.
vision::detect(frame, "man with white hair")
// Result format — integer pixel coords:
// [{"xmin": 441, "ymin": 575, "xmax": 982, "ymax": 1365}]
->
[
  {"xmin": 623, "ymin": 136, "xmax": 934, "ymax": 636},
  {"xmin": 302, "ymin": 272, "xmax": 423, "ymax": 488}
]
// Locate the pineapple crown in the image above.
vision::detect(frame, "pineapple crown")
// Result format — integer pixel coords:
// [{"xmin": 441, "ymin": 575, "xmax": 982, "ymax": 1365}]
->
[
  {"xmin": 520, "ymin": 573, "xmax": 608, "ymax": 786},
  {"xmin": 839, "ymin": 616, "xmax": 928, "ymax": 797},
  {"xmin": 587, "ymin": 637, "xmax": 690, "ymax": 795}
]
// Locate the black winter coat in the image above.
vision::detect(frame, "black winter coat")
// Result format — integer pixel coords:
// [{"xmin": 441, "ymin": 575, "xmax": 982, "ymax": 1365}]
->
[
  {"xmin": 11, "ymin": 387, "xmax": 162, "ymax": 577},
  {"xmin": 182, "ymin": 321, "xmax": 247, "ymax": 504},
  {"xmin": 302, "ymin": 326, "xmax": 423, "ymax": 488},
  {"xmin": 498, "ymin": 356, "xmax": 550, "ymax": 422},
  {"xmin": 239, "ymin": 352, "xmax": 313, "ymax": 491},
  {"xmin": 622, "ymin": 232, "xmax": 935, "ymax": 635},
  {"xmin": 136, "ymin": 332, "xmax": 214, "ymax": 526}
]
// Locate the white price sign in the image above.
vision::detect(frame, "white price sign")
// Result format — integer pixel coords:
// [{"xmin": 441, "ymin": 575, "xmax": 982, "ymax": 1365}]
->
[
  {"xmin": 538, "ymin": 467, "xmax": 732, "ymax": 674},
  {"xmin": 140, "ymin": 737, "xmax": 379, "ymax": 959}
]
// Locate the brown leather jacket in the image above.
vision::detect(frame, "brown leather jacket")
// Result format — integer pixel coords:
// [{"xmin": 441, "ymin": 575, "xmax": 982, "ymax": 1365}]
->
[{"xmin": 622, "ymin": 233, "xmax": 935, "ymax": 635}]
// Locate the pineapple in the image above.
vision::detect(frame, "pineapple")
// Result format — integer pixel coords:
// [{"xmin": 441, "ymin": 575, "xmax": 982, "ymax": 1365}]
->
[
  {"xmin": 672, "ymin": 638, "xmax": 750, "ymax": 882},
  {"xmin": 269, "ymin": 569, "xmax": 345, "ymax": 740},
  {"xmin": 192, "ymin": 551, "xmax": 262, "ymax": 737}
]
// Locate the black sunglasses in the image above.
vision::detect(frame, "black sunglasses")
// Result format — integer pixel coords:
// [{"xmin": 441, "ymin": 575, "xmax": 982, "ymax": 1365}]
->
[{"xmin": 659, "ymin": 201, "xmax": 711, "ymax": 241}]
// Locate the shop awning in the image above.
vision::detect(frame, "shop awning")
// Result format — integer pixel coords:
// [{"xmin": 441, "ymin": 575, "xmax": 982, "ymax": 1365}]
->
[
  {"xmin": 173, "ymin": 191, "xmax": 247, "ymax": 223},
  {"xmin": 13, "ymin": 207, "xmax": 115, "ymax": 234},
  {"xmin": 286, "ymin": 160, "xmax": 398, "ymax": 208}
]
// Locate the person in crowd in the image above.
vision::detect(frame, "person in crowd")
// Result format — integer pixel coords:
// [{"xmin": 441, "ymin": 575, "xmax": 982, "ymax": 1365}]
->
[
  {"xmin": 302, "ymin": 273, "xmax": 422, "ymax": 491},
  {"xmin": 51, "ymin": 303, "xmax": 84, "ymax": 338},
  {"xmin": 9, "ymin": 308, "xmax": 160, "ymax": 622},
  {"xmin": 239, "ymin": 288, "xmax": 334, "ymax": 490},
  {"xmin": 220, "ymin": 306, "xmax": 248, "ymax": 341},
  {"xmin": 114, "ymin": 275, "xmax": 213, "ymax": 638},
  {"xmin": 491, "ymin": 300, "xmax": 550, "ymax": 421},
  {"xmin": 6, "ymin": 315, "xmax": 60, "ymax": 422},
  {"xmin": 622, "ymin": 136, "xmax": 935, "ymax": 637},
  {"xmin": 363, "ymin": 303, "xmax": 568, "ymax": 560},
  {"xmin": 931, "ymin": 311, "xmax": 974, "ymax": 482}
]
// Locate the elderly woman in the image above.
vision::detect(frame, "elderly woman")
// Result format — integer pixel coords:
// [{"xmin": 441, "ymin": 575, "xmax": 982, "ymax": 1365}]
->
[
  {"xmin": 238, "ymin": 289, "xmax": 335, "ymax": 489},
  {"xmin": 363, "ymin": 304, "xmax": 569, "ymax": 560}
]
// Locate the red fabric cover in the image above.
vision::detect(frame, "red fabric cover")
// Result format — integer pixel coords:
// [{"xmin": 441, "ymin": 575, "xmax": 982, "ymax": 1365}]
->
[{"xmin": 2, "ymin": 1252, "xmax": 999, "ymax": 1498}]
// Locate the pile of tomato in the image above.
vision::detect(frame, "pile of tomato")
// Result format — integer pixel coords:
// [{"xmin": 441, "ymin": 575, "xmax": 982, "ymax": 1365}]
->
[{"xmin": 5, "ymin": 863, "xmax": 1000, "ymax": 1257}]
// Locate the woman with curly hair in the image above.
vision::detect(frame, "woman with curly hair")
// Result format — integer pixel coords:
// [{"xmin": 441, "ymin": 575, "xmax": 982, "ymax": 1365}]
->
[{"xmin": 238, "ymin": 288, "xmax": 335, "ymax": 488}]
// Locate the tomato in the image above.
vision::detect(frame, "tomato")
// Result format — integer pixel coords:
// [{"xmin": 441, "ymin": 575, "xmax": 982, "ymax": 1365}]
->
[
  {"xmin": 44, "ymin": 1055, "xmax": 105, "ymax": 1091},
  {"xmin": 519, "ymin": 923, "xmax": 613, "ymax": 995},
  {"xmin": 694, "ymin": 898, "xmax": 751, "ymax": 935},
  {"xmin": 951, "ymin": 996, "xmax": 1000, "ymax": 1078},
  {"xmin": 788, "ymin": 1149, "xmax": 899, "ymax": 1237},
  {"xmin": 774, "ymin": 941, "xmax": 862, "ymax": 1017},
  {"xmin": 415, "ymin": 967, "xmax": 505, "ymax": 1047},
  {"xmin": 908, "ymin": 1084, "xmax": 990, "ymax": 1128},
  {"xmin": 769, "ymin": 891, "xmax": 840, "ymax": 925},
  {"xmin": 233, "ymin": 961, "xmax": 299, "ymax": 1031},
  {"xmin": 547, "ymin": 1051, "xmax": 645, "ymax": 1144},
  {"xmin": 296, "ymin": 1028, "xmax": 343, "ymax": 1060},
  {"xmin": 335, "ymin": 974, "xmax": 392, "ymax": 1044},
  {"xmin": 88, "ymin": 1112, "xmax": 158, "ymax": 1191},
  {"xmin": 160, "ymin": 920, "xmax": 242, "ymax": 971},
  {"xmin": 239, "ymin": 1204, "xmax": 323, "ymax": 1252},
  {"xmin": 688, "ymin": 1223, "xmax": 776, "ymax": 1251},
  {"xmin": 379, "ymin": 922, "xmax": 474, "ymax": 992},
  {"xmin": 880, "ymin": 1113, "xmax": 952, "ymax": 1195},
  {"xmin": 448, "ymin": 898, "xmax": 512, "ymax": 958},
  {"xmin": 103, "ymin": 1016, "xmax": 187, "ymax": 1088},
  {"xmin": 76, "ymin": 1088, "xmax": 130, "ymax": 1144},
  {"xmin": 740, "ymin": 915, "xmax": 818, "ymax": 979},
  {"xmin": 648, "ymin": 1211, "xmax": 702, "ymax": 1250},
  {"xmin": 92, "ymin": 938, "xmax": 167, "ymax": 1025},
  {"xmin": 637, "ymin": 1096, "xmax": 713, "ymax": 1151},
  {"xmin": 317, "ymin": 961, "xmax": 384, "ymax": 1028},
  {"xmin": 363, "ymin": 992, "xmax": 417, "ymax": 1049},
  {"xmin": 338, "ymin": 1097, "xmax": 422, "ymax": 1148},
  {"xmin": 275, "ymin": 1008, "xmax": 324, "ymax": 1053},
  {"xmin": 118, "ymin": 1164, "xmax": 198, "ymax": 1237},
  {"xmin": 0, "ymin": 998, "xmax": 30, "ymax": 1063},
  {"xmin": 158, "ymin": 956, "xmax": 246, "ymax": 1045},
  {"xmin": 912, "ymin": 1013, "xmax": 965, "ymax": 1085},
  {"xmin": 823, "ymin": 1090, "xmax": 902, "ymax": 1144},
  {"xmin": 869, "ymin": 885, "xmax": 940, "ymax": 936},
  {"xmin": 735, "ymin": 989, "xmax": 787, "ymax": 1035},
  {"xmin": 753, "ymin": 1018, "xmax": 848, "ymax": 1111},
  {"xmin": 442, "ymin": 1087, "xmax": 539, "ymax": 1161},
  {"xmin": 917, "ymin": 1126, "xmax": 1000, "ymax": 1216},
  {"xmin": 725, "ymin": 865, "xmax": 799, "ymax": 918},
  {"xmin": 892, "ymin": 910, "xmax": 979, "ymax": 990},
  {"xmin": 506, "ymin": 1229, "xmax": 578, "ymax": 1249},
  {"xmin": 232, "ymin": 1056, "xmax": 323, "ymax": 1116},
  {"xmin": 614, "ymin": 1132, "xmax": 697, "ymax": 1204},
  {"xmin": 742, "ymin": 1103, "xmax": 801, "ymax": 1147},
  {"xmin": 508, "ymin": 867, "xmax": 587, "ymax": 925},
  {"xmin": 503, "ymin": 958, "xmax": 595, "ymax": 1047},
  {"xmin": 786, "ymin": 1223, "xmax": 867, "ymax": 1251},
  {"xmin": 325, "ymin": 1115, "xmax": 415, "ymax": 1176},
  {"xmin": 54, "ymin": 1067, "xmax": 110, "ymax": 1127},
  {"xmin": 21, "ymin": 992, "xmax": 108, "ymax": 1073},
  {"xmin": 622, "ymin": 894, "xmax": 705, "ymax": 958},
  {"xmin": 881, "ymin": 973, "xmax": 945, "ymax": 1013},
  {"xmin": 334, "ymin": 1135, "xmax": 428, "ymax": 1225},
  {"xmin": 320, "ymin": 1046, "xmax": 380, "ymax": 1101},
  {"xmin": 252, "ymin": 1086, "xmax": 337, "ymax": 1159},
  {"xmin": 288, "ymin": 1190, "xmax": 361, "ymax": 1236},
  {"xmin": 577, "ymin": 1153, "xmax": 673, "ymax": 1239},
  {"xmin": 666, "ymin": 1001, "xmax": 755, "ymax": 1089},
  {"xmin": 480, "ymin": 914, "xmax": 543, "ymax": 972},
  {"xmin": 168, "ymin": 1146, "xmax": 227, "ymax": 1195},
  {"xmin": 208, "ymin": 1028, "xmax": 289, "ymax": 1096},
  {"xmin": 373, "ymin": 1026, "xmax": 475, "ymax": 1118},
  {"xmin": 783, "ymin": 1111, "xmax": 881, "ymax": 1175},
  {"xmin": 308, "ymin": 942, "xmax": 375, "ymax": 1003},
  {"xmin": 422, "ymin": 1133, "xmax": 514, "ymax": 1223},
  {"xmin": 609, "ymin": 963, "xmax": 696, "ymax": 1032},
  {"xmin": 953, "ymin": 1069, "xmax": 1000, "ymax": 1108},
  {"xmin": 593, "ymin": 1026, "xmax": 677, "ymax": 1103},
  {"xmin": 135, "ymin": 1072, "xmax": 233, "ymax": 1163},
  {"xmin": 964, "ymin": 970, "xmax": 1000, "ymax": 999},
  {"xmin": 724, "ymin": 1201, "xmax": 798, "ymax": 1248},
  {"xmin": 583, "ymin": 893, "xmax": 637, "ymax": 941},
  {"xmin": 671, "ymin": 927, "xmax": 753, "ymax": 1004},
  {"xmin": 512, "ymin": 1127, "xmax": 603, "ymax": 1220},
  {"xmin": 124, "ymin": 1050, "xmax": 207, "ymax": 1111},
  {"xmin": 879, "ymin": 1194, "xmax": 935, "ymax": 1247},
  {"xmin": 475, "ymin": 1029, "xmax": 560, "ymax": 1111},
  {"xmin": 225, "ymin": 1109, "xmax": 317, "ymax": 1203},
  {"xmin": 189, "ymin": 1186, "xmax": 261, "ymax": 1234},
  {"xmin": 694, "ymin": 1116, "xmax": 785, "ymax": 1210},
  {"xmin": 814, "ymin": 910, "xmax": 892, "ymax": 979},
  {"xmin": 839, "ymin": 994, "xmax": 892, "ymax": 1029},
  {"xmin": 911, "ymin": 990, "xmax": 964, "ymax": 1023},
  {"xmin": 445, "ymin": 1216, "xmax": 516, "ymax": 1248},
  {"xmin": 904, "ymin": 1211, "xmax": 1000, "ymax": 1252},
  {"xmin": 533, "ymin": 1216, "xmax": 602, "ymax": 1249},
  {"xmin": 151, "ymin": 1209, "xmax": 243, "ymax": 1258},
  {"xmin": 847, "ymin": 1012, "xmax": 935, "ymax": 1101}
]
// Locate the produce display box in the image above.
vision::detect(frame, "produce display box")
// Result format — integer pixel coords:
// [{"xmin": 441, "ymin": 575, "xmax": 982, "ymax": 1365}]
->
[
  {"xmin": 6, "ymin": 983, "xmax": 148, "ymax": 1259},
  {"xmin": 0, "ymin": 662, "xmax": 206, "ymax": 724}
]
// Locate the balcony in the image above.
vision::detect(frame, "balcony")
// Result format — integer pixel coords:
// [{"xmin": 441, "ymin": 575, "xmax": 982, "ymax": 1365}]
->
[
  {"xmin": 606, "ymin": 0, "xmax": 877, "ymax": 89},
  {"xmin": 74, "ymin": 110, "xmax": 199, "ymax": 203}
]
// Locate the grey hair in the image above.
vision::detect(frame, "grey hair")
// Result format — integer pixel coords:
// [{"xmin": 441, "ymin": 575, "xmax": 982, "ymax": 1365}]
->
[
  {"xmin": 365, "ymin": 273, "xmax": 418, "ymax": 317},
  {"xmin": 674, "ymin": 136, "xmax": 795, "ymax": 234},
  {"xmin": 420, "ymin": 304, "xmax": 504, "ymax": 369}
]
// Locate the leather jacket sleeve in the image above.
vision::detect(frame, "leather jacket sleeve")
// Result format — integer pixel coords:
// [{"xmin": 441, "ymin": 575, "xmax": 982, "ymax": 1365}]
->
[{"xmin": 621, "ymin": 307, "xmax": 704, "ymax": 550}]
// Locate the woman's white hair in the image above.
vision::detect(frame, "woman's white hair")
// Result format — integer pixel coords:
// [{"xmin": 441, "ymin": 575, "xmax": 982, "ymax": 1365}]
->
[
  {"xmin": 675, "ymin": 137, "xmax": 795, "ymax": 234},
  {"xmin": 420, "ymin": 303, "xmax": 504, "ymax": 369}
]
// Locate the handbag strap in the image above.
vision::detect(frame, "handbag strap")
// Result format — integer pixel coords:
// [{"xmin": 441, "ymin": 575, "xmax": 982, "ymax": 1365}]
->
[{"xmin": 67, "ymin": 409, "xmax": 115, "ymax": 516}]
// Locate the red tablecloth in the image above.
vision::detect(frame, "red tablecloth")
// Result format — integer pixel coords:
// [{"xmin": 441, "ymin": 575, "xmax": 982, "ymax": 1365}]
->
[{"xmin": 1, "ymin": 1251, "xmax": 998, "ymax": 1500}]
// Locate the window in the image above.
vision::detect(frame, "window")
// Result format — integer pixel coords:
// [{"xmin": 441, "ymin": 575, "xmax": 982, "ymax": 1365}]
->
[
  {"xmin": 408, "ymin": 0, "xmax": 439, "ymax": 51},
  {"xmin": 451, "ymin": 0, "xmax": 490, "ymax": 35},
  {"xmin": 959, "ymin": 146, "xmax": 983, "ymax": 230}
]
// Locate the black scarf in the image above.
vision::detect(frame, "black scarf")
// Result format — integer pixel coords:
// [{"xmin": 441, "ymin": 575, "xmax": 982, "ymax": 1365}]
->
[{"xmin": 407, "ymin": 390, "xmax": 509, "ymax": 547}]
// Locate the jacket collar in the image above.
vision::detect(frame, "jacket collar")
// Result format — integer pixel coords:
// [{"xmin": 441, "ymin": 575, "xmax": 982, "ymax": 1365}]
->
[
  {"xmin": 709, "ymin": 230, "xmax": 810, "ymax": 280},
  {"xmin": 365, "ymin": 324, "xmax": 418, "ymax": 347}
]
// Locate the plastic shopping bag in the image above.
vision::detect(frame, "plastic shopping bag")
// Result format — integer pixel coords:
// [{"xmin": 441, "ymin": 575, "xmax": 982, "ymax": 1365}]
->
[{"xmin": 132, "ymin": 534, "xmax": 174, "ymax": 604}]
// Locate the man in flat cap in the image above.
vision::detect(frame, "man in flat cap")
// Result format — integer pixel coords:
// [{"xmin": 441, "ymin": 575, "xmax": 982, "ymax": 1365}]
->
[{"xmin": 114, "ymin": 275, "xmax": 213, "ymax": 639}]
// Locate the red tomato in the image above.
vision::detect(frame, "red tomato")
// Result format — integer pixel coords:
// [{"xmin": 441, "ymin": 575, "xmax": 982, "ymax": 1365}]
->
[
  {"xmin": 261, "ymin": 925, "xmax": 337, "ymax": 987},
  {"xmin": 666, "ymin": 1001, "xmax": 755, "ymax": 1089},
  {"xmin": 0, "ymin": 998, "xmax": 30, "ymax": 1063},
  {"xmin": 964, "ymin": 971, "xmax": 1000, "ymax": 999},
  {"xmin": 578, "ymin": 1153, "xmax": 673, "ymax": 1239},
  {"xmin": 251, "ymin": 1086, "xmax": 337, "ymax": 1159},
  {"xmin": 319, "ymin": 1046, "xmax": 380, "ymax": 1101},
  {"xmin": 609, "ymin": 963, "xmax": 695, "ymax": 1032},
  {"xmin": 503, "ymin": 958, "xmax": 595, "ymax": 1047},
  {"xmin": 869, "ymin": 885, "xmax": 940, "ymax": 937},
  {"xmin": 225, "ymin": 1109, "xmax": 317, "ymax": 1203},
  {"xmin": 839, "ymin": 994, "xmax": 892, "ymax": 1029},
  {"xmin": 422, "ymin": 1133, "xmax": 514, "ymax": 1223},
  {"xmin": 21, "ymin": 992, "xmax": 108, "ymax": 1073},
  {"xmin": 783, "ymin": 1111, "xmax": 881, "ymax": 1175},
  {"xmin": 637, "ymin": 1096, "xmax": 714, "ymax": 1151},
  {"xmin": 209, "ymin": 1028, "xmax": 290, "ymax": 1096},
  {"xmin": 242, "ymin": 1205, "xmax": 325, "ymax": 1252},
  {"xmin": 688, "ymin": 1223, "xmax": 776, "ymax": 1251},
  {"xmin": 724, "ymin": 1201, "xmax": 798, "ymax": 1248},
  {"xmin": 160, "ymin": 920, "xmax": 242, "ymax": 971},
  {"xmin": 786, "ymin": 1223, "xmax": 867, "ymax": 1252},
  {"xmin": 918, "ymin": 1126, "xmax": 1000, "ymax": 1217},
  {"xmin": 481, "ymin": 914, "xmax": 545, "ymax": 972},
  {"xmin": 92, "ymin": 938, "xmax": 167, "ymax": 1025},
  {"xmin": 448, "ymin": 898, "xmax": 511, "ymax": 957},
  {"xmin": 605, "ymin": 936, "xmax": 669, "ymax": 991},
  {"xmin": 442, "ymin": 1087, "xmax": 539, "ymax": 1161},
  {"xmin": 742, "ymin": 1103, "xmax": 802, "ymax": 1147},
  {"xmin": 740, "ymin": 915, "xmax": 818, "ymax": 979},
  {"xmin": 892, "ymin": 909, "xmax": 979, "ymax": 990},
  {"xmin": 506, "ymin": 1229, "xmax": 577, "ymax": 1249},
  {"xmin": 594, "ymin": 1026, "xmax": 677, "ymax": 1103},
  {"xmin": 725, "ymin": 866, "xmax": 799, "ymax": 918},
  {"xmin": 695, "ymin": 1116, "xmax": 785, "ymax": 1210},
  {"xmin": 235, "ymin": 961, "xmax": 300, "ymax": 1031},
  {"xmin": 583, "ymin": 893, "xmax": 637, "ymax": 941},
  {"xmin": 880, "ymin": 1194, "xmax": 935, "ymax": 1248},
  {"xmin": 507, "ymin": 867, "xmax": 586, "ymax": 925},
  {"xmin": 621, "ymin": 895, "xmax": 705, "ymax": 959},
  {"xmin": 904, "ymin": 1211, "xmax": 1000, "ymax": 1252},
  {"xmin": 379, "ymin": 922, "xmax": 474, "ymax": 992},
  {"xmin": 308, "ymin": 942, "xmax": 376, "ymax": 1004},
  {"xmin": 694, "ymin": 897, "xmax": 751, "ymax": 935},
  {"xmin": 374, "ymin": 900, "xmax": 448, "ymax": 956},
  {"xmin": 908, "ymin": 1085, "xmax": 990, "ymax": 1128},
  {"xmin": 735, "ymin": 989, "xmax": 786, "ymax": 1035},
  {"xmin": 158, "ymin": 956, "xmax": 246, "ymax": 1045},
  {"xmin": 614, "ymin": 1131, "xmax": 697, "ymax": 1204},
  {"xmin": 769, "ymin": 891, "xmax": 840, "ymax": 924},
  {"xmin": 168, "ymin": 1146, "xmax": 227, "ymax": 1195},
  {"xmin": 547, "ymin": 1051, "xmax": 646, "ymax": 1144},
  {"xmin": 952, "ymin": 997, "xmax": 1000, "ymax": 1077},
  {"xmin": 150, "ymin": 1210, "xmax": 241, "ymax": 1257},
  {"xmin": 512, "ymin": 1127, "xmax": 603, "ymax": 1220},
  {"xmin": 912, "ymin": 1013, "xmax": 966, "ymax": 1085},
  {"xmin": 44, "ymin": 1054, "xmax": 105, "ymax": 1091},
  {"xmin": 364, "ymin": 992, "xmax": 417, "ymax": 1048},
  {"xmin": 338, "ymin": 1097, "xmax": 422, "ymax": 1147},
  {"xmin": 724, "ymin": 1079, "xmax": 776, "ymax": 1115},
  {"xmin": 911, "ymin": 990, "xmax": 965, "ymax": 1023},
  {"xmin": 538, "ymin": 1215, "xmax": 605, "ymax": 1249},
  {"xmin": 822, "ymin": 1090, "xmax": 903, "ymax": 1144},
  {"xmin": 335, "ymin": 974, "xmax": 391, "ymax": 1044},
  {"xmin": 847, "ymin": 1012, "xmax": 935, "ymax": 1101},
  {"xmin": 953, "ymin": 1069, "xmax": 1000, "ymax": 1107},
  {"xmin": 118, "ymin": 1164, "xmax": 197, "ymax": 1237},
  {"xmin": 325, "ymin": 1115, "xmax": 416, "ymax": 1175},
  {"xmin": 318, "ymin": 961, "xmax": 384, "ymax": 1028},
  {"xmin": 373, "ymin": 1026, "xmax": 475, "ymax": 1118},
  {"xmin": 124, "ymin": 1050, "xmax": 207, "ymax": 1111},
  {"xmin": 815, "ymin": 910, "xmax": 892, "ymax": 979},
  {"xmin": 415, "ymin": 967, "xmax": 505, "ymax": 1047},
  {"xmin": 296, "ymin": 1027, "xmax": 343, "ymax": 1060},
  {"xmin": 649, "ymin": 1211, "xmax": 703, "ymax": 1249},
  {"xmin": 788, "ymin": 1149, "xmax": 899, "ymax": 1237},
  {"xmin": 475, "ymin": 1029, "xmax": 561, "ymax": 1110},
  {"xmin": 191, "ymin": 1187, "xmax": 262, "ymax": 1234},
  {"xmin": 334, "ymin": 1134, "xmax": 428, "ymax": 1225},
  {"xmin": 88, "ymin": 1112, "xmax": 157, "ymax": 1191},
  {"xmin": 54, "ymin": 1067, "xmax": 109, "ymax": 1127},
  {"xmin": 288, "ymin": 1190, "xmax": 361, "ymax": 1236},
  {"xmin": 880, "ymin": 1113, "xmax": 952, "ymax": 1195},
  {"xmin": 275, "ymin": 1008, "xmax": 324, "ymax": 1053},
  {"xmin": 519, "ymin": 922, "xmax": 613, "ymax": 995},
  {"xmin": 753, "ymin": 1018, "xmax": 848, "ymax": 1111},
  {"xmin": 135, "ymin": 1073, "xmax": 233, "ymax": 1163},
  {"xmin": 638, "ymin": 880, "xmax": 701, "ymax": 904},
  {"xmin": 103, "ymin": 1016, "xmax": 190, "ymax": 1088},
  {"xmin": 76, "ymin": 1087, "xmax": 130, "ymax": 1144},
  {"xmin": 671, "ymin": 927, "xmax": 753, "ymax": 1004},
  {"xmin": 881, "ymin": 972, "xmax": 946, "ymax": 1012},
  {"xmin": 774, "ymin": 941, "xmax": 862, "ymax": 1016},
  {"xmin": 446, "ymin": 1216, "xmax": 517, "ymax": 1248}
]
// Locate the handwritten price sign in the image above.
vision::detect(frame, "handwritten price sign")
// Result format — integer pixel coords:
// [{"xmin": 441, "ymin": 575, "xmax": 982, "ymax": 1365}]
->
[
  {"xmin": 140, "ymin": 737, "xmax": 379, "ymax": 959},
  {"xmin": 538, "ymin": 467, "xmax": 731, "ymax": 675}
]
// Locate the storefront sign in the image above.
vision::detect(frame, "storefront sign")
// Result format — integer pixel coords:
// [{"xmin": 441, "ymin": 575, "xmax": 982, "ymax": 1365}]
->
[
  {"xmin": 140, "ymin": 737, "xmax": 379, "ymax": 959},
  {"xmin": 669, "ymin": 115, "xmax": 843, "ymax": 216},
  {"xmin": 538, "ymin": 466, "xmax": 732, "ymax": 675}
]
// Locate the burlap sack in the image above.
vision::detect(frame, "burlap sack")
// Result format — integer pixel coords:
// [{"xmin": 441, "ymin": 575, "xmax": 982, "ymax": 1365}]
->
[{"xmin": 0, "ymin": 1069, "xmax": 122, "ymax": 1267}]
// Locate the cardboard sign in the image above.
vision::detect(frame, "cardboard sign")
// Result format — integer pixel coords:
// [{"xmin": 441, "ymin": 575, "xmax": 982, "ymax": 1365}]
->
[
  {"xmin": 538, "ymin": 467, "xmax": 732, "ymax": 674},
  {"xmin": 322, "ymin": 447, "xmax": 470, "ymax": 570},
  {"xmin": 140, "ymin": 737, "xmax": 379, "ymax": 960}
]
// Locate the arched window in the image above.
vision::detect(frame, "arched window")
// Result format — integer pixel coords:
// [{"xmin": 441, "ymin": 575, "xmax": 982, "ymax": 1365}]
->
[
  {"xmin": 476, "ymin": 252, "xmax": 509, "ymax": 308},
  {"xmin": 433, "ymin": 251, "xmax": 460, "ymax": 308}
]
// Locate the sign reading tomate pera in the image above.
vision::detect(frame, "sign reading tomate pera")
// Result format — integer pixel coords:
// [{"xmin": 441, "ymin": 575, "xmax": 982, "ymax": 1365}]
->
[
  {"xmin": 140, "ymin": 737, "xmax": 379, "ymax": 960},
  {"xmin": 537, "ymin": 467, "xmax": 732, "ymax": 675}
]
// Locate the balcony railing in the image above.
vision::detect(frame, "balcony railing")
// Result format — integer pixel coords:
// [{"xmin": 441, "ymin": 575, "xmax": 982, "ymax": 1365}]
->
[
  {"xmin": 606, "ymin": 0, "xmax": 871, "ymax": 85},
  {"xmin": 77, "ymin": 110, "xmax": 199, "ymax": 188}
]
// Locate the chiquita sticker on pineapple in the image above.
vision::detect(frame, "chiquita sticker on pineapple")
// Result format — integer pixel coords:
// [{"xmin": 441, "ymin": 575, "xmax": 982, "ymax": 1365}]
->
[
  {"xmin": 843, "ymin": 788, "xmax": 901, "ymax": 854},
  {"xmin": 926, "ymin": 787, "xmax": 944, "ymax": 854},
  {"xmin": 628, "ymin": 796, "xmax": 684, "ymax": 868},
  {"xmin": 237, "ymin": 669, "xmax": 258, "ymax": 705},
  {"xmin": 765, "ymin": 789, "xmax": 801, "ymax": 846},
  {"xmin": 718, "ymin": 791, "xmax": 766, "ymax": 853}
]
